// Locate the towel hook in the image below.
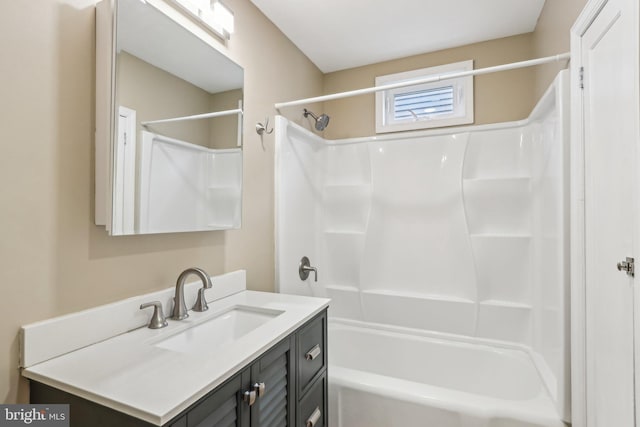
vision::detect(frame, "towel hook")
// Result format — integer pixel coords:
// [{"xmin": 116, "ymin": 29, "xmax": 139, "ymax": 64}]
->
[{"xmin": 256, "ymin": 117, "xmax": 274, "ymax": 136}]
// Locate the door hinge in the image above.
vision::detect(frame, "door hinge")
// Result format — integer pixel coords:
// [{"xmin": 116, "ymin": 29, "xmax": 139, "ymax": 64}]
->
[
  {"xmin": 617, "ymin": 257, "xmax": 635, "ymax": 277},
  {"xmin": 579, "ymin": 66, "xmax": 584, "ymax": 89}
]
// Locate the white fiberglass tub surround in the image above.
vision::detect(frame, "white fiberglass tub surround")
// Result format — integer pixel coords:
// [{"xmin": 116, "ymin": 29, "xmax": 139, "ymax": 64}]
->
[
  {"xmin": 138, "ymin": 131, "xmax": 242, "ymax": 233},
  {"xmin": 276, "ymin": 71, "xmax": 569, "ymax": 427}
]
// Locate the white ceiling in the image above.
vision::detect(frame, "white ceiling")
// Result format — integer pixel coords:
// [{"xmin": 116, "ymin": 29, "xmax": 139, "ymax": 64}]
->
[{"xmin": 250, "ymin": 0, "xmax": 547, "ymax": 73}]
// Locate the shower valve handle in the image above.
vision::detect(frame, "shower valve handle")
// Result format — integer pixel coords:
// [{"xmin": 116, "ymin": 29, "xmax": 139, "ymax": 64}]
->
[{"xmin": 299, "ymin": 256, "xmax": 318, "ymax": 282}]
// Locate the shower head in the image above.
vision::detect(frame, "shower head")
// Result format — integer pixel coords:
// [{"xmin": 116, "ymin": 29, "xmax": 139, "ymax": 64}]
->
[{"xmin": 303, "ymin": 108, "xmax": 330, "ymax": 131}]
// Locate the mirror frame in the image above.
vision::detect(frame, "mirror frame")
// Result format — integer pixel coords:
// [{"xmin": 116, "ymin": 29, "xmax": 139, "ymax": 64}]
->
[{"xmin": 95, "ymin": 0, "xmax": 244, "ymax": 235}]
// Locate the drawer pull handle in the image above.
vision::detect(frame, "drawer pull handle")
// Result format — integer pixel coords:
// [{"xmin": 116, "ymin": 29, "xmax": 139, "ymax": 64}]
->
[
  {"xmin": 243, "ymin": 390, "xmax": 256, "ymax": 406},
  {"xmin": 305, "ymin": 344, "xmax": 321, "ymax": 361},
  {"xmin": 306, "ymin": 407, "xmax": 321, "ymax": 427}
]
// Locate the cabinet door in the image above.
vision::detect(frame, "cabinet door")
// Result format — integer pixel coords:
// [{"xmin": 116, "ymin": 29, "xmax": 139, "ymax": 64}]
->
[
  {"xmin": 250, "ymin": 338, "xmax": 294, "ymax": 427},
  {"xmin": 187, "ymin": 369, "xmax": 250, "ymax": 427},
  {"xmin": 169, "ymin": 416, "xmax": 186, "ymax": 427}
]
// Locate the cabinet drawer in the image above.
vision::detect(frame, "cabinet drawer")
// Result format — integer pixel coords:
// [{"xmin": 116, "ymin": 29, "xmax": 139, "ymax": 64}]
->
[
  {"xmin": 296, "ymin": 312, "xmax": 327, "ymax": 394},
  {"xmin": 297, "ymin": 375, "xmax": 326, "ymax": 427}
]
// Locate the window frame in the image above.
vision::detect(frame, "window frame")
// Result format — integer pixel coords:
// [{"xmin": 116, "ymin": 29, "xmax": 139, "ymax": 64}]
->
[{"xmin": 375, "ymin": 60, "xmax": 474, "ymax": 133}]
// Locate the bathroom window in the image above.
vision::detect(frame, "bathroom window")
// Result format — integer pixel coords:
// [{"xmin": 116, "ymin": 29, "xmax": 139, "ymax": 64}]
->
[{"xmin": 375, "ymin": 60, "xmax": 474, "ymax": 133}]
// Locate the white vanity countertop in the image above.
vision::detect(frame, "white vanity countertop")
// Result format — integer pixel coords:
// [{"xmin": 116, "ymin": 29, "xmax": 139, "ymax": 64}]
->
[{"xmin": 22, "ymin": 290, "xmax": 329, "ymax": 425}]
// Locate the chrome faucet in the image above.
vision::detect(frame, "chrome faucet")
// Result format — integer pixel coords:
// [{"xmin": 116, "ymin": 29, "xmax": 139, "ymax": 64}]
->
[{"xmin": 172, "ymin": 267, "xmax": 212, "ymax": 320}]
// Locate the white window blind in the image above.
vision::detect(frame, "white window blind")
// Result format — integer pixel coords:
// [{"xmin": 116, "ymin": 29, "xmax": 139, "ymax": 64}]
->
[
  {"xmin": 393, "ymin": 86, "xmax": 455, "ymax": 120},
  {"xmin": 376, "ymin": 60, "xmax": 474, "ymax": 133}
]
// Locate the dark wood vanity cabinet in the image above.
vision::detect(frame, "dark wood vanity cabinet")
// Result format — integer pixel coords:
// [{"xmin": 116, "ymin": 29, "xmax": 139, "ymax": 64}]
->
[
  {"xmin": 182, "ymin": 336, "xmax": 294, "ymax": 427},
  {"xmin": 30, "ymin": 309, "xmax": 327, "ymax": 427},
  {"xmin": 295, "ymin": 311, "xmax": 327, "ymax": 427}
]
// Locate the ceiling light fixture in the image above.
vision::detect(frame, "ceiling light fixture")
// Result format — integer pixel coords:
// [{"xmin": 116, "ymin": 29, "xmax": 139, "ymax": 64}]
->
[{"xmin": 171, "ymin": 0, "xmax": 234, "ymax": 40}]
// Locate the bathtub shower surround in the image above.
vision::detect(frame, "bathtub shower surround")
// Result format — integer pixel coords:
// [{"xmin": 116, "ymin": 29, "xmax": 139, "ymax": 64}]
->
[{"xmin": 276, "ymin": 71, "xmax": 569, "ymax": 426}]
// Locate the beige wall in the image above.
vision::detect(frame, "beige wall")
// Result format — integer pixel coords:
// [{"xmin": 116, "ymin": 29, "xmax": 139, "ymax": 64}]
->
[
  {"xmin": 118, "ymin": 51, "xmax": 214, "ymax": 147},
  {"xmin": 323, "ymin": 0, "xmax": 588, "ymax": 140},
  {"xmin": 209, "ymin": 88, "xmax": 243, "ymax": 149},
  {"xmin": 532, "ymin": 0, "xmax": 588, "ymax": 99},
  {"xmin": 118, "ymin": 52, "xmax": 242, "ymax": 149},
  {"xmin": 0, "ymin": 0, "xmax": 322, "ymax": 403},
  {"xmin": 323, "ymin": 34, "xmax": 536, "ymax": 139}
]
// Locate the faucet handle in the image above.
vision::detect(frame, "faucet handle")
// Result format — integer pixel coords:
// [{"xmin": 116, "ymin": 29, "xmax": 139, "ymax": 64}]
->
[
  {"xmin": 193, "ymin": 272, "xmax": 212, "ymax": 312},
  {"xmin": 299, "ymin": 256, "xmax": 318, "ymax": 282},
  {"xmin": 140, "ymin": 301, "xmax": 168, "ymax": 329},
  {"xmin": 193, "ymin": 287, "xmax": 209, "ymax": 312}
]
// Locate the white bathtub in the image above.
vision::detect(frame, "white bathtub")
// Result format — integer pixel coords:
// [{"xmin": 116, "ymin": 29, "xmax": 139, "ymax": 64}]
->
[{"xmin": 328, "ymin": 319, "xmax": 565, "ymax": 427}]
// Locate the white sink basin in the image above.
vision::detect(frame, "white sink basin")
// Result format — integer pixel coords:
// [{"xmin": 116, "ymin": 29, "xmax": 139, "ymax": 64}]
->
[{"xmin": 154, "ymin": 305, "xmax": 284, "ymax": 353}]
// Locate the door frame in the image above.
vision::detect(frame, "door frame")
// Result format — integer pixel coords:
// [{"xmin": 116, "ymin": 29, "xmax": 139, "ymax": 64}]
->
[
  {"xmin": 569, "ymin": 4, "xmax": 599, "ymax": 425},
  {"xmin": 570, "ymin": 0, "xmax": 640, "ymax": 425}
]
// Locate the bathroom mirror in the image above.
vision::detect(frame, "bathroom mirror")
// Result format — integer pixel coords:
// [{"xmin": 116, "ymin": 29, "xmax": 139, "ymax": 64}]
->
[{"xmin": 96, "ymin": 0, "xmax": 244, "ymax": 235}]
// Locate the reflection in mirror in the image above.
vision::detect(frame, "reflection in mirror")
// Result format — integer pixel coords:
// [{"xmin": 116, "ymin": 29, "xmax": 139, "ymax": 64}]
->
[{"xmin": 98, "ymin": 0, "xmax": 244, "ymax": 235}]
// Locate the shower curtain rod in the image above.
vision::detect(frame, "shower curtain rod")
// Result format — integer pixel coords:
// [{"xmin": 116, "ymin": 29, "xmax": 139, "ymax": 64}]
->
[
  {"xmin": 141, "ymin": 108, "xmax": 243, "ymax": 126},
  {"xmin": 274, "ymin": 52, "xmax": 570, "ymax": 110}
]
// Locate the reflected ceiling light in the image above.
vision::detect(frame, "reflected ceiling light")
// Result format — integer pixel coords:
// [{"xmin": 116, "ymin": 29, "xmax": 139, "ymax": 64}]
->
[
  {"xmin": 213, "ymin": 1, "xmax": 234, "ymax": 35},
  {"xmin": 172, "ymin": 0, "xmax": 235, "ymax": 40}
]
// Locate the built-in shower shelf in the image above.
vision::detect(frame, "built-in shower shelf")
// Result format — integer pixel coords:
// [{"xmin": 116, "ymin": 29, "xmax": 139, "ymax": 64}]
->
[
  {"xmin": 325, "ymin": 284, "xmax": 360, "ymax": 292},
  {"xmin": 479, "ymin": 300, "xmax": 532, "ymax": 310},
  {"xmin": 323, "ymin": 230, "xmax": 366, "ymax": 235},
  {"xmin": 324, "ymin": 183, "xmax": 372, "ymax": 188},
  {"xmin": 361, "ymin": 289, "xmax": 475, "ymax": 304},
  {"xmin": 207, "ymin": 223, "xmax": 236, "ymax": 228},
  {"xmin": 462, "ymin": 176, "xmax": 531, "ymax": 183},
  {"xmin": 469, "ymin": 233, "xmax": 531, "ymax": 238}
]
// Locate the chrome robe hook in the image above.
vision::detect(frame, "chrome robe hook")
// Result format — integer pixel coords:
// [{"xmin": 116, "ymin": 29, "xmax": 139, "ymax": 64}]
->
[{"xmin": 256, "ymin": 117, "xmax": 273, "ymax": 135}]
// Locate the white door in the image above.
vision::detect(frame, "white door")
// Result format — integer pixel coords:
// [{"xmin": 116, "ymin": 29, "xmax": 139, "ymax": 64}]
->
[{"xmin": 580, "ymin": 0, "xmax": 638, "ymax": 425}]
